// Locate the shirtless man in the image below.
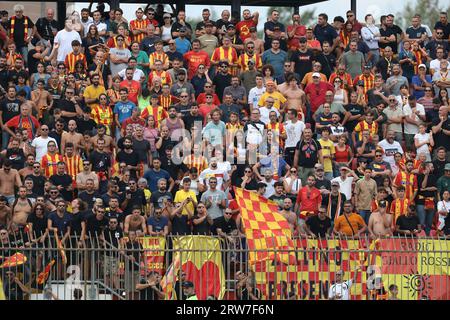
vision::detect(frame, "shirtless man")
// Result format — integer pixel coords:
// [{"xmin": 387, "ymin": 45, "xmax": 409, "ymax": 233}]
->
[
  {"xmin": 11, "ymin": 186, "xmax": 33, "ymax": 227},
  {"xmin": 124, "ymin": 206, "xmax": 146, "ymax": 236},
  {"xmin": 0, "ymin": 160, "xmax": 23, "ymax": 205},
  {"xmin": 31, "ymin": 79, "xmax": 53, "ymax": 119},
  {"xmin": 368, "ymin": 200, "xmax": 393, "ymax": 239},
  {"xmin": 19, "ymin": 154, "xmax": 36, "ymax": 179},
  {"xmin": 244, "ymin": 27, "xmax": 264, "ymax": 54},
  {"xmin": 61, "ymin": 120, "xmax": 83, "ymax": 154},
  {"xmin": 278, "ymin": 75, "xmax": 306, "ymax": 117},
  {"xmin": 76, "ymin": 159, "xmax": 99, "ymax": 191},
  {"xmin": 0, "ymin": 196, "xmax": 12, "ymax": 228},
  {"xmin": 279, "ymin": 198, "xmax": 298, "ymax": 235},
  {"xmin": 91, "ymin": 124, "xmax": 115, "ymax": 154}
]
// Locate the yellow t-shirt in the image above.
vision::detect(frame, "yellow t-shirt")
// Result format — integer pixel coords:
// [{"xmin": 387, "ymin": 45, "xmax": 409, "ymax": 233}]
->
[
  {"xmin": 319, "ymin": 138, "xmax": 335, "ymax": 173},
  {"xmin": 174, "ymin": 189, "xmax": 197, "ymax": 215},
  {"xmin": 83, "ymin": 85, "xmax": 106, "ymax": 109},
  {"xmin": 258, "ymin": 91, "xmax": 287, "ymax": 110}
]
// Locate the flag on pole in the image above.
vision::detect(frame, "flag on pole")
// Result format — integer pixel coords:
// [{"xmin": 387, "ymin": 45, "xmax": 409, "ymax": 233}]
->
[
  {"xmin": 160, "ymin": 251, "xmax": 181, "ymax": 300},
  {"xmin": 235, "ymin": 187, "xmax": 296, "ymax": 265},
  {"xmin": 37, "ymin": 260, "xmax": 56, "ymax": 285}
]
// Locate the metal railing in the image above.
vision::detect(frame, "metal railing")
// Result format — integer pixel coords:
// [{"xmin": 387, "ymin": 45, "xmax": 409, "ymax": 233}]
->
[{"xmin": 1, "ymin": 234, "xmax": 449, "ymax": 300}]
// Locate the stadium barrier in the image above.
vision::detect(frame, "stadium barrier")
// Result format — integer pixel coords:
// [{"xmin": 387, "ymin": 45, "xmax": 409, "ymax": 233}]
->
[{"xmin": 0, "ymin": 234, "xmax": 449, "ymax": 300}]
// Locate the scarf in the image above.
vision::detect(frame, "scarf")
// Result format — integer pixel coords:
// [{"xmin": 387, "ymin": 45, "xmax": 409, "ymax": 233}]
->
[
  {"xmin": 10, "ymin": 16, "xmax": 29, "ymax": 40},
  {"xmin": 327, "ymin": 192, "xmax": 342, "ymax": 223}
]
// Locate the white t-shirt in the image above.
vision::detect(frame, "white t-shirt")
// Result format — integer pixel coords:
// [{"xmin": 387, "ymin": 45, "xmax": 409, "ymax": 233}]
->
[
  {"xmin": 81, "ymin": 17, "xmax": 93, "ymax": 37},
  {"xmin": 263, "ymin": 179, "xmax": 276, "ymax": 198},
  {"xmin": 259, "ymin": 106, "xmax": 280, "ymax": 125},
  {"xmin": 437, "ymin": 200, "xmax": 450, "ymax": 230},
  {"xmin": 378, "ymin": 139, "xmax": 404, "ymax": 168},
  {"xmin": 284, "ymin": 120, "xmax": 305, "ymax": 148},
  {"xmin": 217, "ymin": 161, "xmax": 232, "ymax": 174},
  {"xmin": 402, "ymin": 103, "xmax": 425, "ymax": 134},
  {"xmin": 331, "ymin": 176, "xmax": 354, "ymax": 200},
  {"xmin": 31, "ymin": 136, "xmax": 58, "ymax": 162},
  {"xmin": 199, "ymin": 167, "xmax": 229, "ymax": 190},
  {"xmin": 430, "ymin": 59, "xmax": 450, "ymax": 74},
  {"xmin": 414, "ymin": 132, "xmax": 431, "ymax": 157},
  {"xmin": 248, "ymin": 86, "xmax": 266, "ymax": 108},
  {"xmin": 284, "ymin": 177, "xmax": 302, "ymax": 194},
  {"xmin": 54, "ymin": 29, "xmax": 82, "ymax": 62},
  {"xmin": 118, "ymin": 68, "xmax": 145, "ymax": 81},
  {"xmin": 328, "ymin": 280, "xmax": 353, "ymax": 300}
]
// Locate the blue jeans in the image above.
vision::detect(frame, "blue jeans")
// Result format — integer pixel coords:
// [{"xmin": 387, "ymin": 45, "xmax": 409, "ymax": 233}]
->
[
  {"xmin": 19, "ymin": 46, "xmax": 29, "ymax": 64},
  {"xmin": 358, "ymin": 210, "xmax": 372, "ymax": 226},
  {"xmin": 416, "ymin": 205, "xmax": 435, "ymax": 236},
  {"xmin": 324, "ymin": 172, "xmax": 334, "ymax": 180}
]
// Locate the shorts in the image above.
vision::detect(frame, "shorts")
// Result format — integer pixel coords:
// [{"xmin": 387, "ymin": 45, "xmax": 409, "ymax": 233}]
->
[{"xmin": 103, "ymin": 255, "xmax": 119, "ymax": 276}]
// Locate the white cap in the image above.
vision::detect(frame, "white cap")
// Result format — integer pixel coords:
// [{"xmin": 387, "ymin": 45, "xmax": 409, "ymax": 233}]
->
[
  {"xmin": 418, "ymin": 64, "xmax": 426, "ymax": 69},
  {"xmin": 312, "ymin": 72, "xmax": 321, "ymax": 78}
]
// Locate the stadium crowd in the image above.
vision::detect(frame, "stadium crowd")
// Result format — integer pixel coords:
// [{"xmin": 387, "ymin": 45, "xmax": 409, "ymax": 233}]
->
[{"xmin": 0, "ymin": 2, "xmax": 449, "ymax": 300}]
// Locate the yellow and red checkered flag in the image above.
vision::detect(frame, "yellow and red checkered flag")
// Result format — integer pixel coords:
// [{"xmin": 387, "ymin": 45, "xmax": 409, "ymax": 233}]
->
[
  {"xmin": 234, "ymin": 188, "xmax": 296, "ymax": 265},
  {"xmin": 37, "ymin": 260, "xmax": 55, "ymax": 285}
]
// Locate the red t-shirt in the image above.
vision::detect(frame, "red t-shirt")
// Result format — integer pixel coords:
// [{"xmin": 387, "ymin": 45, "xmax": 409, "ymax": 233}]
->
[
  {"xmin": 295, "ymin": 186, "xmax": 322, "ymax": 214},
  {"xmin": 197, "ymin": 93, "xmax": 221, "ymax": 106},
  {"xmin": 304, "ymin": 82, "xmax": 334, "ymax": 113},
  {"xmin": 119, "ymin": 80, "xmax": 140, "ymax": 105},
  {"xmin": 183, "ymin": 50, "xmax": 211, "ymax": 80},
  {"xmin": 198, "ymin": 104, "xmax": 217, "ymax": 123},
  {"xmin": 6, "ymin": 115, "xmax": 40, "ymax": 139},
  {"xmin": 287, "ymin": 24, "xmax": 307, "ymax": 50},
  {"xmin": 236, "ymin": 20, "xmax": 257, "ymax": 41}
]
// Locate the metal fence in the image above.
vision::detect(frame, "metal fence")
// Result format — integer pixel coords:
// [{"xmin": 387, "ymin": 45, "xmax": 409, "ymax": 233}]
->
[{"xmin": 1, "ymin": 234, "xmax": 449, "ymax": 300}]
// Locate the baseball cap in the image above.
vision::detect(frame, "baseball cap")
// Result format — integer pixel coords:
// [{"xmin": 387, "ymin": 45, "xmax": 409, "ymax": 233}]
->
[
  {"xmin": 445, "ymin": 163, "xmax": 450, "ymax": 171},
  {"xmin": 226, "ymin": 24, "xmax": 235, "ymax": 30},
  {"xmin": 378, "ymin": 200, "xmax": 387, "ymax": 208},
  {"xmin": 418, "ymin": 64, "xmax": 426, "ymax": 69},
  {"xmin": 182, "ymin": 281, "xmax": 194, "ymax": 288},
  {"xmin": 358, "ymin": 157, "xmax": 368, "ymax": 163},
  {"xmin": 331, "ymin": 181, "xmax": 340, "ymax": 187},
  {"xmin": 312, "ymin": 72, "xmax": 321, "ymax": 78},
  {"xmin": 179, "ymin": 26, "xmax": 187, "ymax": 32},
  {"xmin": 205, "ymin": 21, "xmax": 214, "ymax": 27},
  {"xmin": 163, "ymin": 13, "xmax": 171, "ymax": 18},
  {"xmin": 177, "ymin": 69, "xmax": 186, "ymax": 75}
]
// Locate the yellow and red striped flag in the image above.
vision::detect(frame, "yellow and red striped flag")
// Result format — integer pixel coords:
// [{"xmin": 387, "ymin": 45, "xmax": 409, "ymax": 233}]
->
[
  {"xmin": 160, "ymin": 251, "xmax": 181, "ymax": 300},
  {"xmin": 37, "ymin": 260, "xmax": 56, "ymax": 285},
  {"xmin": 234, "ymin": 188, "xmax": 296, "ymax": 265}
]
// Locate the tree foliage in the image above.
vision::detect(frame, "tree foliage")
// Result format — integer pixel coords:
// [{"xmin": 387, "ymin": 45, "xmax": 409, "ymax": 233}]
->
[{"xmin": 395, "ymin": 0, "xmax": 450, "ymax": 30}]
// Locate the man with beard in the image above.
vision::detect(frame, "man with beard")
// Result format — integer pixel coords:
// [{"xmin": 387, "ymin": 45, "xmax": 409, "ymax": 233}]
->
[
  {"xmin": 49, "ymin": 162, "xmax": 73, "ymax": 202},
  {"xmin": 334, "ymin": 201, "xmax": 367, "ymax": 238},
  {"xmin": 294, "ymin": 175, "xmax": 322, "ymax": 222},
  {"xmin": 19, "ymin": 154, "xmax": 35, "ymax": 179},
  {"xmin": 120, "ymin": 178, "xmax": 147, "ymax": 216},
  {"xmin": 321, "ymin": 180, "xmax": 346, "ymax": 225},
  {"xmin": 279, "ymin": 197, "xmax": 298, "ymax": 235},
  {"xmin": 368, "ymin": 200, "xmax": 393, "ymax": 239},
  {"xmin": 149, "ymin": 178, "xmax": 173, "ymax": 213},
  {"xmin": 61, "ymin": 120, "xmax": 83, "ymax": 154},
  {"xmin": 4, "ymin": 138, "xmax": 25, "ymax": 170},
  {"xmin": 89, "ymin": 139, "xmax": 112, "ymax": 193},
  {"xmin": 293, "ymin": 127, "xmax": 323, "ymax": 184},
  {"xmin": 378, "ymin": 130, "xmax": 404, "ymax": 168},
  {"xmin": 54, "ymin": 88, "xmax": 83, "ymax": 125},
  {"xmin": 91, "ymin": 124, "xmax": 115, "ymax": 154},
  {"xmin": 25, "ymin": 162, "xmax": 46, "ymax": 197},
  {"xmin": 144, "ymin": 158, "xmax": 174, "ymax": 193},
  {"xmin": 116, "ymin": 137, "xmax": 140, "ymax": 180},
  {"xmin": 386, "ymin": 64, "xmax": 409, "ymax": 96},
  {"xmin": 83, "ymin": 73, "xmax": 106, "ymax": 111},
  {"xmin": 114, "ymin": 87, "xmax": 137, "ymax": 140}
]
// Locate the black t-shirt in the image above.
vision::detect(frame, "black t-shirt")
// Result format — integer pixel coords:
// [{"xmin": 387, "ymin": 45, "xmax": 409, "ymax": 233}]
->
[
  {"xmin": 5, "ymin": 148, "xmax": 25, "ymax": 170},
  {"xmin": 192, "ymin": 213, "xmax": 211, "ymax": 235},
  {"xmin": 27, "ymin": 49, "xmax": 41, "ymax": 75},
  {"xmin": 196, "ymin": 20, "xmax": 216, "ymax": 31},
  {"xmin": 48, "ymin": 131, "xmax": 63, "ymax": 152},
  {"xmin": 367, "ymin": 87, "xmax": 389, "ymax": 107},
  {"xmin": 379, "ymin": 25, "xmax": 403, "ymax": 53},
  {"xmin": 49, "ymin": 174, "xmax": 73, "ymax": 201},
  {"xmin": 355, "ymin": 141, "xmax": 376, "ymax": 157},
  {"xmin": 433, "ymin": 159, "xmax": 447, "ymax": 178},
  {"xmin": 315, "ymin": 178, "xmax": 331, "ymax": 192},
  {"xmin": 132, "ymin": 138, "xmax": 151, "ymax": 164},
  {"xmin": 89, "ymin": 151, "xmax": 111, "ymax": 174},
  {"xmin": 150, "ymin": 191, "xmax": 173, "ymax": 209},
  {"xmin": 88, "ymin": 62, "xmax": 111, "ymax": 83},
  {"xmin": 432, "ymin": 118, "xmax": 450, "ymax": 150},
  {"xmin": 321, "ymin": 193, "xmax": 347, "ymax": 220},
  {"xmin": 212, "ymin": 216, "xmax": 237, "ymax": 235},
  {"xmin": 434, "ymin": 21, "xmax": 450, "ymax": 40},
  {"xmin": 35, "ymin": 17, "xmax": 59, "ymax": 42},
  {"xmin": 161, "ymin": 156, "xmax": 187, "ymax": 181},
  {"xmin": 139, "ymin": 278, "xmax": 162, "ymax": 300},
  {"xmin": 171, "ymin": 214, "xmax": 191, "ymax": 235},
  {"xmin": 306, "ymin": 215, "xmax": 331, "ymax": 238},
  {"xmin": 125, "ymin": 240, "xmax": 143, "ymax": 270},
  {"xmin": 78, "ymin": 191, "xmax": 100, "ymax": 209},
  {"xmin": 7, "ymin": 70, "xmax": 28, "ymax": 86},
  {"xmin": 171, "ymin": 22, "xmax": 193, "ymax": 39},
  {"xmin": 47, "ymin": 211, "xmax": 72, "ymax": 236},
  {"xmin": 25, "ymin": 174, "xmax": 46, "ymax": 196},
  {"xmin": 395, "ymin": 215, "xmax": 420, "ymax": 235},
  {"xmin": 263, "ymin": 21, "xmax": 287, "ymax": 51},
  {"xmin": 295, "ymin": 139, "xmax": 322, "ymax": 168},
  {"xmin": 84, "ymin": 213, "xmax": 108, "ymax": 237},
  {"xmin": 54, "ymin": 99, "xmax": 77, "ymax": 125},
  {"xmin": 76, "ymin": 117, "xmax": 97, "ymax": 135},
  {"xmin": 120, "ymin": 189, "xmax": 147, "ymax": 215},
  {"xmin": 375, "ymin": 57, "xmax": 399, "ymax": 80},
  {"xmin": 104, "ymin": 208, "xmax": 124, "ymax": 224},
  {"xmin": 70, "ymin": 211, "xmax": 85, "ymax": 236},
  {"xmin": 416, "ymin": 174, "xmax": 438, "ymax": 205},
  {"xmin": 26, "ymin": 212, "xmax": 48, "ymax": 238},
  {"xmin": 0, "ymin": 98, "xmax": 21, "ymax": 123},
  {"xmin": 102, "ymin": 227, "xmax": 123, "ymax": 255},
  {"xmin": 213, "ymin": 73, "xmax": 232, "ymax": 101},
  {"xmin": 269, "ymin": 194, "xmax": 286, "ymax": 209},
  {"xmin": 344, "ymin": 103, "xmax": 364, "ymax": 132},
  {"xmin": 290, "ymin": 49, "xmax": 313, "ymax": 81},
  {"xmin": 183, "ymin": 113, "xmax": 204, "ymax": 132},
  {"xmin": 117, "ymin": 150, "xmax": 140, "ymax": 178}
]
